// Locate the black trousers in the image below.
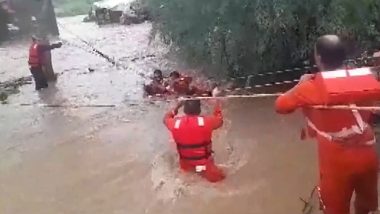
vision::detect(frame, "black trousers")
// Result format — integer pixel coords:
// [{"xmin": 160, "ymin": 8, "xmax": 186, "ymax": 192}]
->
[{"xmin": 30, "ymin": 66, "xmax": 48, "ymax": 90}]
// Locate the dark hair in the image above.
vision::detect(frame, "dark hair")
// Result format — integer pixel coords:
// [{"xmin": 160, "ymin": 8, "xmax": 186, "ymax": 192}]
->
[
  {"xmin": 170, "ymin": 71, "xmax": 180, "ymax": 78},
  {"xmin": 154, "ymin": 69, "xmax": 162, "ymax": 75},
  {"xmin": 184, "ymin": 100, "xmax": 201, "ymax": 115},
  {"xmin": 315, "ymin": 35, "xmax": 346, "ymax": 70}
]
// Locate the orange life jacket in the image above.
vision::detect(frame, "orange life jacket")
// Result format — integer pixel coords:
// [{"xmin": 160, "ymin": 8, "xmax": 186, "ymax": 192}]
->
[
  {"xmin": 28, "ymin": 43, "xmax": 41, "ymax": 67},
  {"xmin": 313, "ymin": 67, "xmax": 380, "ymax": 104},
  {"xmin": 303, "ymin": 67, "xmax": 380, "ymax": 145},
  {"xmin": 171, "ymin": 116, "xmax": 213, "ymax": 164}
]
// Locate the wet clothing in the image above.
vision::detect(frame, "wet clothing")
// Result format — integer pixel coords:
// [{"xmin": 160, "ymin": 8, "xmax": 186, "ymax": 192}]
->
[
  {"xmin": 172, "ymin": 76, "xmax": 193, "ymax": 95},
  {"xmin": 28, "ymin": 42, "xmax": 60, "ymax": 90},
  {"xmin": 275, "ymin": 74, "xmax": 378, "ymax": 214},
  {"xmin": 144, "ymin": 79, "xmax": 168, "ymax": 96},
  {"xmin": 167, "ymin": 76, "xmax": 212, "ymax": 96},
  {"xmin": 164, "ymin": 104, "xmax": 225, "ymax": 182},
  {"xmin": 30, "ymin": 66, "xmax": 48, "ymax": 90}
]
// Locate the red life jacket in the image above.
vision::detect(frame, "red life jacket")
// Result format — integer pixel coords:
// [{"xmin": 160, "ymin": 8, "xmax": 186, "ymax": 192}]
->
[
  {"xmin": 28, "ymin": 43, "xmax": 41, "ymax": 67},
  {"xmin": 171, "ymin": 116, "xmax": 213, "ymax": 164},
  {"xmin": 303, "ymin": 67, "xmax": 380, "ymax": 145}
]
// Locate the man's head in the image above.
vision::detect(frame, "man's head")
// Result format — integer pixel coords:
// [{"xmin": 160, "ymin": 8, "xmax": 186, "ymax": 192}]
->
[
  {"xmin": 314, "ymin": 35, "xmax": 346, "ymax": 71},
  {"xmin": 170, "ymin": 71, "xmax": 180, "ymax": 80},
  {"xmin": 31, "ymin": 35, "xmax": 40, "ymax": 43},
  {"xmin": 153, "ymin": 69, "xmax": 163, "ymax": 81},
  {"xmin": 183, "ymin": 99, "xmax": 201, "ymax": 115}
]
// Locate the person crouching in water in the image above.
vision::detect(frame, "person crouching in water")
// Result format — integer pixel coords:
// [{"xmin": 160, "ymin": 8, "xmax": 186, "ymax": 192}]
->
[
  {"xmin": 144, "ymin": 69, "xmax": 169, "ymax": 96},
  {"xmin": 163, "ymin": 93, "xmax": 225, "ymax": 182},
  {"xmin": 28, "ymin": 35, "xmax": 62, "ymax": 90},
  {"xmin": 167, "ymin": 71, "xmax": 213, "ymax": 96}
]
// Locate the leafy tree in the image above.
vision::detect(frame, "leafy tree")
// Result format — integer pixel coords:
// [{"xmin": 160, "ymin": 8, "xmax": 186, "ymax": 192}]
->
[{"xmin": 147, "ymin": 0, "xmax": 380, "ymax": 77}]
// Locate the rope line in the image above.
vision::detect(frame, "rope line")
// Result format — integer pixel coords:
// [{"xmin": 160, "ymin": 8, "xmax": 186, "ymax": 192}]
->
[{"xmin": 3, "ymin": 91, "xmax": 380, "ymax": 112}]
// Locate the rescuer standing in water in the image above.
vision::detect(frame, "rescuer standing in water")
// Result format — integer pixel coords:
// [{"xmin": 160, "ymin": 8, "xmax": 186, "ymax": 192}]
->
[
  {"xmin": 275, "ymin": 35, "xmax": 379, "ymax": 214},
  {"xmin": 28, "ymin": 35, "xmax": 62, "ymax": 90},
  {"xmin": 163, "ymin": 90, "xmax": 225, "ymax": 182}
]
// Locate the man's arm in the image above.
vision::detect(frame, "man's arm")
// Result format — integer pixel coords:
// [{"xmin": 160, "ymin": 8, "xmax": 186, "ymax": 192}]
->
[
  {"xmin": 38, "ymin": 42, "xmax": 62, "ymax": 53},
  {"xmin": 275, "ymin": 91, "xmax": 300, "ymax": 114},
  {"xmin": 275, "ymin": 74, "xmax": 315, "ymax": 114},
  {"xmin": 163, "ymin": 110, "xmax": 177, "ymax": 131},
  {"xmin": 163, "ymin": 101, "xmax": 184, "ymax": 130},
  {"xmin": 210, "ymin": 100, "xmax": 223, "ymax": 130},
  {"xmin": 208, "ymin": 89, "xmax": 223, "ymax": 129}
]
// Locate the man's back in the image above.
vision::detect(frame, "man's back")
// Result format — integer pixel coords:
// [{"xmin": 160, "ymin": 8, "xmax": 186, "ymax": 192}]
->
[{"xmin": 276, "ymin": 76, "xmax": 377, "ymax": 167}]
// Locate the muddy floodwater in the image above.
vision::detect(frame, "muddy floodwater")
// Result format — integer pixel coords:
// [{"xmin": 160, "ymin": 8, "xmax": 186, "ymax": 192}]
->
[{"xmin": 0, "ymin": 16, "xmax": 376, "ymax": 214}]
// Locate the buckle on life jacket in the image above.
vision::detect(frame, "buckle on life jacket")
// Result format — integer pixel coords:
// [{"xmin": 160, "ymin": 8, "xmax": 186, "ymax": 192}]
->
[{"xmin": 195, "ymin": 165, "xmax": 206, "ymax": 172}]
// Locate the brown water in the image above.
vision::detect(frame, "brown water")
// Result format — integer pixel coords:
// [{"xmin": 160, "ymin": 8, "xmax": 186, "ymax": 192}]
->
[{"xmin": 0, "ymin": 15, "xmax": 374, "ymax": 214}]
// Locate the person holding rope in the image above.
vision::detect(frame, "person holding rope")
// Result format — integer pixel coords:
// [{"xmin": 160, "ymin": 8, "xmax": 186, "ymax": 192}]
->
[
  {"xmin": 28, "ymin": 35, "xmax": 62, "ymax": 90},
  {"xmin": 163, "ymin": 90, "xmax": 225, "ymax": 182},
  {"xmin": 275, "ymin": 35, "xmax": 379, "ymax": 214}
]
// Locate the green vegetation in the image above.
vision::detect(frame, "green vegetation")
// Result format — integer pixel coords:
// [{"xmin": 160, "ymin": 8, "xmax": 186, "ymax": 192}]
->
[
  {"xmin": 53, "ymin": 0, "xmax": 99, "ymax": 17},
  {"xmin": 147, "ymin": 0, "xmax": 380, "ymax": 77}
]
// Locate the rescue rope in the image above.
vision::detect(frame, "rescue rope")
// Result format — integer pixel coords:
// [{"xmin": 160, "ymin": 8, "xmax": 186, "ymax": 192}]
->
[
  {"xmin": 57, "ymin": 22, "xmax": 126, "ymax": 68},
  {"xmin": 1, "ymin": 93, "xmax": 281, "ymax": 108},
  {"xmin": 16, "ymin": 103, "xmax": 117, "ymax": 108},
  {"xmin": 226, "ymin": 56, "xmax": 379, "ymax": 90},
  {"xmin": 4, "ymin": 91, "xmax": 380, "ymax": 110},
  {"xmin": 180, "ymin": 93, "xmax": 282, "ymax": 100},
  {"xmin": 300, "ymin": 186, "xmax": 325, "ymax": 214},
  {"xmin": 314, "ymin": 105, "xmax": 380, "ymax": 111}
]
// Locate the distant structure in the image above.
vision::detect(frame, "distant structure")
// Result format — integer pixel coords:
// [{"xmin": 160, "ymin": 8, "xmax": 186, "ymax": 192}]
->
[{"xmin": 1, "ymin": 0, "xmax": 59, "ymax": 41}]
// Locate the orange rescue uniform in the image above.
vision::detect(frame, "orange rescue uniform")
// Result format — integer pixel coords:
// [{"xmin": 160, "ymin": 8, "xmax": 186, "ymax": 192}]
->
[
  {"xmin": 275, "ymin": 73, "xmax": 378, "ymax": 214},
  {"xmin": 163, "ymin": 104, "xmax": 225, "ymax": 182}
]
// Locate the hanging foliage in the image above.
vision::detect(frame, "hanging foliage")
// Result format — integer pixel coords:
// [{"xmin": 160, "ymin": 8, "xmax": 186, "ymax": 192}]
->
[{"xmin": 147, "ymin": 0, "xmax": 380, "ymax": 77}]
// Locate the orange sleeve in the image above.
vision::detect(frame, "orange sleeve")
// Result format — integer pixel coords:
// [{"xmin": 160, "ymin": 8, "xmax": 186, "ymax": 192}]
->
[
  {"xmin": 208, "ymin": 103, "xmax": 223, "ymax": 130},
  {"xmin": 163, "ymin": 110, "xmax": 177, "ymax": 131},
  {"xmin": 275, "ymin": 80, "xmax": 320, "ymax": 114}
]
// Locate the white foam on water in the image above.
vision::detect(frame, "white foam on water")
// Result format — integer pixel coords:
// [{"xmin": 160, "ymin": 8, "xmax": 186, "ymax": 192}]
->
[
  {"xmin": 150, "ymin": 117, "xmax": 258, "ymax": 204},
  {"xmin": 150, "ymin": 150, "xmax": 189, "ymax": 203},
  {"xmin": 150, "ymin": 149, "xmax": 264, "ymax": 202}
]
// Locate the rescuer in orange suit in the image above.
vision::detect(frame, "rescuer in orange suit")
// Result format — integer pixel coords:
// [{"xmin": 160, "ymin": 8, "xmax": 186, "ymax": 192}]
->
[
  {"xmin": 163, "ymin": 90, "xmax": 225, "ymax": 182},
  {"xmin": 28, "ymin": 35, "xmax": 62, "ymax": 90},
  {"xmin": 275, "ymin": 35, "xmax": 378, "ymax": 214}
]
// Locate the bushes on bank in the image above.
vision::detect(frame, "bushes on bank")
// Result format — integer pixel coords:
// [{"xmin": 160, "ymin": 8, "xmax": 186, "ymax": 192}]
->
[{"xmin": 147, "ymin": 0, "xmax": 380, "ymax": 77}]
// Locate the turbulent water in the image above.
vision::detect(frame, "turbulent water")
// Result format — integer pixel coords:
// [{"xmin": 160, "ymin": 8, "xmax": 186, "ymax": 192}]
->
[{"xmin": 0, "ymin": 15, "xmax": 373, "ymax": 214}]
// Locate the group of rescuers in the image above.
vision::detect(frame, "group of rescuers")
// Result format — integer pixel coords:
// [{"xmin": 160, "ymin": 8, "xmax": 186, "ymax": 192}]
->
[{"xmin": 29, "ymin": 33, "xmax": 380, "ymax": 213}]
